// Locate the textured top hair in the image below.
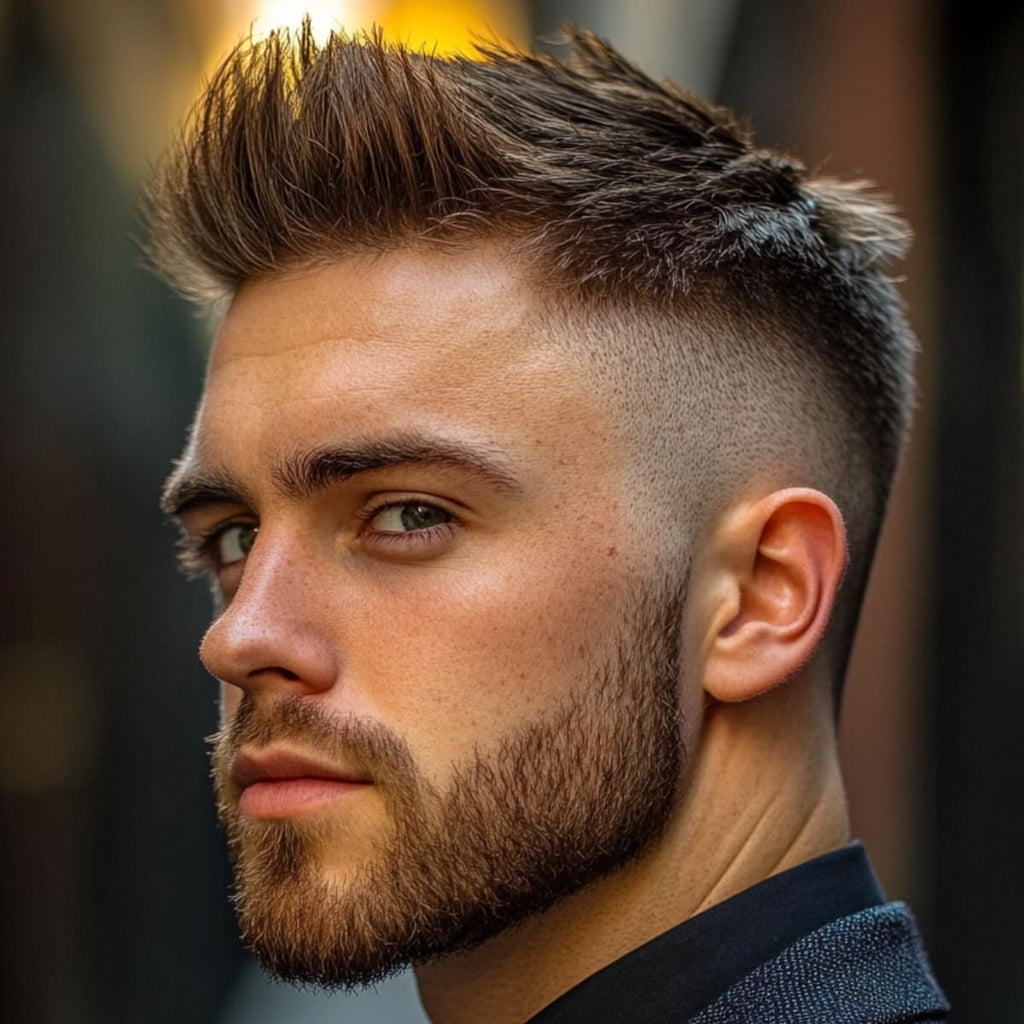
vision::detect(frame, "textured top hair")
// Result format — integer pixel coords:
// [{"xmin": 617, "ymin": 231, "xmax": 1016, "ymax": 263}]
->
[
  {"xmin": 147, "ymin": 24, "xmax": 917, "ymax": 648},
  {"xmin": 146, "ymin": 24, "xmax": 910, "ymax": 307}
]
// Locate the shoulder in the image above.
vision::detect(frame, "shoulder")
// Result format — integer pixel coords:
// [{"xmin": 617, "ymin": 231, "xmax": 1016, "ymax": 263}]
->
[{"xmin": 688, "ymin": 902, "xmax": 950, "ymax": 1024}]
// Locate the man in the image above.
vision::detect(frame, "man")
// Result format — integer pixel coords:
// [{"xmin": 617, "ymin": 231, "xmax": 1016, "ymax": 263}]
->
[{"xmin": 152, "ymin": 23, "xmax": 948, "ymax": 1024}]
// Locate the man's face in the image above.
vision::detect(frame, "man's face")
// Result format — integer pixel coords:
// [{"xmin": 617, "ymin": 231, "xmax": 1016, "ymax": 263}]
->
[{"xmin": 171, "ymin": 247, "xmax": 695, "ymax": 986}]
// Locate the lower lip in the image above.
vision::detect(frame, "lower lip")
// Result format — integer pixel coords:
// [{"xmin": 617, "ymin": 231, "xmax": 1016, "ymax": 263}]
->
[{"xmin": 238, "ymin": 778, "xmax": 370, "ymax": 818}]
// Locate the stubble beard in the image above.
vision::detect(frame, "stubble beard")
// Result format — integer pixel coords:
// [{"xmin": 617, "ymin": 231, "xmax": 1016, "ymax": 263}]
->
[{"xmin": 209, "ymin": 580, "xmax": 688, "ymax": 991}]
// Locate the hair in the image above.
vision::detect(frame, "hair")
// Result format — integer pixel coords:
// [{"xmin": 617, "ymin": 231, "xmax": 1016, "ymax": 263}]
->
[{"xmin": 146, "ymin": 23, "xmax": 916, "ymax": 693}]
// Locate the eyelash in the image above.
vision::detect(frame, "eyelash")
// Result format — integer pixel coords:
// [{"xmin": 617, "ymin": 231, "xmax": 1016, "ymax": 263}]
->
[
  {"xmin": 355, "ymin": 497, "xmax": 459, "ymax": 550},
  {"xmin": 176, "ymin": 518, "xmax": 254, "ymax": 578},
  {"xmin": 177, "ymin": 497, "xmax": 459, "ymax": 576}
]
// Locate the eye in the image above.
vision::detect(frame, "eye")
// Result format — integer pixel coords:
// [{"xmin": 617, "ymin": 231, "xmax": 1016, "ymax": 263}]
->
[
  {"xmin": 215, "ymin": 523, "xmax": 258, "ymax": 565},
  {"xmin": 367, "ymin": 502, "xmax": 453, "ymax": 534}
]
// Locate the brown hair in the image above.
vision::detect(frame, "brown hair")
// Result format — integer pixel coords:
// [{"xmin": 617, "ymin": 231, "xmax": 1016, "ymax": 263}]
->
[{"xmin": 147, "ymin": 24, "xmax": 916, "ymax": 683}]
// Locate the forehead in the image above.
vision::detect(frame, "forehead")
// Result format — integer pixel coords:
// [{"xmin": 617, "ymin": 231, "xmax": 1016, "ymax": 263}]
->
[
  {"xmin": 211, "ymin": 246, "xmax": 536, "ymax": 365},
  {"xmin": 194, "ymin": 247, "xmax": 616, "ymax": 478}
]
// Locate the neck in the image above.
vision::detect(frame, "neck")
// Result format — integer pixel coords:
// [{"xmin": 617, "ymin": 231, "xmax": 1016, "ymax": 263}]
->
[{"xmin": 415, "ymin": 672, "xmax": 849, "ymax": 1024}]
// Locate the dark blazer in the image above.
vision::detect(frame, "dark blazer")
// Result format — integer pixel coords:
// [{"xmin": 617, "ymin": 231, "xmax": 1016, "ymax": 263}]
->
[
  {"xmin": 689, "ymin": 902, "xmax": 949, "ymax": 1024},
  {"xmin": 528, "ymin": 846, "xmax": 948, "ymax": 1024}
]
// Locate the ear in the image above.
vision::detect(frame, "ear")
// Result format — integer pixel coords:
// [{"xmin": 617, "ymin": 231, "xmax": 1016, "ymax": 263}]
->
[{"xmin": 702, "ymin": 488, "xmax": 847, "ymax": 702}]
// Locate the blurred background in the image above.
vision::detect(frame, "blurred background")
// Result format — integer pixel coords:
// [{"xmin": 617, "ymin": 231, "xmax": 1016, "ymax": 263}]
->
[{"xmin": 1, "ymin": 0, "xmax": 1020, "ymax": 1021}]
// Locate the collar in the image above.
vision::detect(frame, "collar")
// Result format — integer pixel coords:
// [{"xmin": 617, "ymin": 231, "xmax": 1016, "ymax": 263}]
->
[{"xmin": 527, "ymin": 842, "xmax": 884, "ymax": 1023}]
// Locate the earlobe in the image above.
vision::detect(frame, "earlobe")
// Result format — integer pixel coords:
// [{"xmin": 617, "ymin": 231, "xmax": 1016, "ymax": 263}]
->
[{"xmin": 702, "ymin": 488, "xmax": 847, "ymax": 702}]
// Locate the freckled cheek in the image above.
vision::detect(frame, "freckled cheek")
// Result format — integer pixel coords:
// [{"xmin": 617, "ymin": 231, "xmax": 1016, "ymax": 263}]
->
[{"xmin": 349, "ymin": 555, "xmax": 625, "ymax": 757}]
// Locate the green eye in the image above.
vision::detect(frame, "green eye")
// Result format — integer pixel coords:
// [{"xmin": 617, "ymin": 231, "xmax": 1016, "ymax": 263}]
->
[
  {"xmin": 216, "ymin": 523, "xmax": 257, "ymax": 564},
  {"xmin": 372, "ymin": 503, "xmax": 452, "ymax": 533}
]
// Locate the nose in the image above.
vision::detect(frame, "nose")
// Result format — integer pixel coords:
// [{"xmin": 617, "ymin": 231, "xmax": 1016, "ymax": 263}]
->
[{"xmin": 199, "ymin": 535, "xmax": 340, "ymax": 697}]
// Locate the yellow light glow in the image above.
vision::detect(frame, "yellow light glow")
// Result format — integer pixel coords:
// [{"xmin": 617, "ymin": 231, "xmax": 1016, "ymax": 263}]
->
[
  {"xmin": 248, "ymin": 0, "xmax": 378, "ymax": 41},
  {"xmin": 382, "ymin": 0, "xmax": 513, "ymax": 55},
  {"xmin": 230, "ymin": 0, "xmax": 527, "ymax": 54}
]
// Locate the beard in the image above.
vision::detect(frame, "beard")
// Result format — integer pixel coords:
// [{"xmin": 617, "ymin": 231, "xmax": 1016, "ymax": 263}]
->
[{"xmin": 209, "ymin": 579, "xmax": 687, "ymax": 990}]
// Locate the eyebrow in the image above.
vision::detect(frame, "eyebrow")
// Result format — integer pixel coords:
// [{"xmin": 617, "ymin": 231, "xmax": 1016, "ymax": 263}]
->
[{"xmin": 161, "ymin": 431, "xmax": 522, "ymax": 518}]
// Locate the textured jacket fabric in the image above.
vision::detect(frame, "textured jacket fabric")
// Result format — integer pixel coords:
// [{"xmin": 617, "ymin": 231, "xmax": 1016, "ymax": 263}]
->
[
  {"xmin": 688, "ymin": 902, "xmax": 949, "ymax": 1024},
  {"xmin": 527, "ymin": 846, "xmax": 948, "ymax": 1023}
]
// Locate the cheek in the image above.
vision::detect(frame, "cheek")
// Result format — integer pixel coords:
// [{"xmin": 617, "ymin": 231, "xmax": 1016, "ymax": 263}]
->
[{"xmin": 344, "ymin": 537, "xmax": 633, "ymax": 762}]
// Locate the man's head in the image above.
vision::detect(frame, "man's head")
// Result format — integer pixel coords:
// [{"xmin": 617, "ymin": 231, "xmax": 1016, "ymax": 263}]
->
[{"xmin": 153, "ymin": 25, "xmax": 914, "ymax": 990}]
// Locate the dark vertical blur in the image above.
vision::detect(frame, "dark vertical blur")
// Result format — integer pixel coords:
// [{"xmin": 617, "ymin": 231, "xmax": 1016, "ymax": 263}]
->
[
  {"xmin": 932, "ymin": 1, "xmax": 1024, "ymax": 1020},
  {"xmin": 0, "ymin": 2, "xmax": 245, "ymax": 1022}
]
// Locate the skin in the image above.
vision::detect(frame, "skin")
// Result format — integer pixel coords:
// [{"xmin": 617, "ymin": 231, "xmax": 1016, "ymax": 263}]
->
[{"xmin": 170, "ymin": 245, "xmax": 851, "ymax": 1024}]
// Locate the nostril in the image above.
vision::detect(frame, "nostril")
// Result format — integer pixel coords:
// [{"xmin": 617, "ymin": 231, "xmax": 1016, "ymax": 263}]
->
[{"xmin": 250, "ymin": 665, "xmax": 301, "ymax": 682}]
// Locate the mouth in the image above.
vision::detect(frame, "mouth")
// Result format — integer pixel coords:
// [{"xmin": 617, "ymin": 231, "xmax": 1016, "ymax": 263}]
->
[{"xmin": 231, "ymin": 749, "xmax": 372, "ymax": 819}]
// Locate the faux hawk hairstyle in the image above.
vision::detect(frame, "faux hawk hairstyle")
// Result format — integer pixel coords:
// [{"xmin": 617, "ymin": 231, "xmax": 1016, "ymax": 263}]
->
[{"xmin": 147, "ymin": 23, "xmax": 917, "ymax": 687}]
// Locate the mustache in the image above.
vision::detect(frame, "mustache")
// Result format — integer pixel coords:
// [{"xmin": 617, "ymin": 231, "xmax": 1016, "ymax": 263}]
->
[{"xmin": 209, "ymin": 694, "xmax": 418, "ymax": 791}]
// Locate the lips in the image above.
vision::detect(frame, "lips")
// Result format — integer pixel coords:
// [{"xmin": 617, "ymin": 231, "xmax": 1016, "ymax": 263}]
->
[
  {"xmin": 232, "ymin": 749, "xmax": 369, "ymax": 788},
  {"xmin": 231, "ymin": 749, "xmax": 371, "ymax": 818}
]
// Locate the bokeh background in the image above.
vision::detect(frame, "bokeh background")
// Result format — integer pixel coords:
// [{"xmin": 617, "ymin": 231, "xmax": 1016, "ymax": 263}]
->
[{"xmin": 1, "ymin": 1, "xmax": 1021, "ymax": 1021}]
